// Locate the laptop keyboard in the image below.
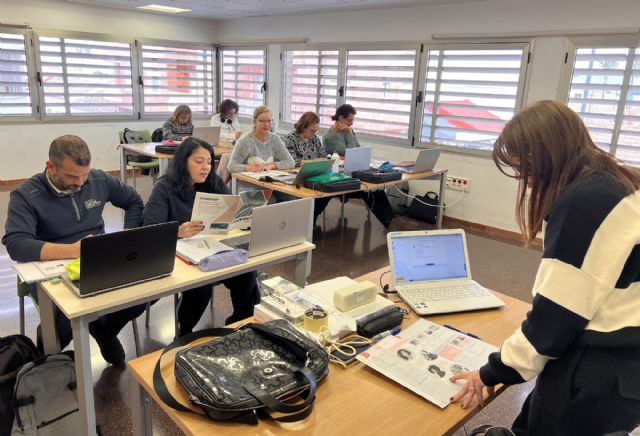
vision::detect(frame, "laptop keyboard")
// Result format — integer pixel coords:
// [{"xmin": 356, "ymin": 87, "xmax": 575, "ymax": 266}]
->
[{"xmin": 401, "ymin": 283, "xmax": 487, "ymax": 304}]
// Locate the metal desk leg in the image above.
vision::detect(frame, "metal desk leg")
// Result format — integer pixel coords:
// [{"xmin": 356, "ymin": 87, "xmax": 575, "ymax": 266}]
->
[
  {"xmin": 293, "ymin": 252, "xmax": 308, "ymax": 286},
  {"xmin": 158, "ymin": 157, "xmax": 169, "ymax": 177},
  {"xmin": 37, "ymin": 284, "xmax": 61, "ymax": 354},
  {"xmin": 231, "ymin": 176, "xmax": 238, "ymax": 194},
  {"xmin": 119, "ymin": 146, "xmax": 128, "ymax": 185},
  {"xmin": 71, "ymin": 317, "xmax": 98, "ymax": 436},
  {"xmin": 130, "ymin": 372, "xmax": 153, "ymax": 436},
  {"xmin": 437, "ymin": 171, "xmax": 447, "ymax": 229}
]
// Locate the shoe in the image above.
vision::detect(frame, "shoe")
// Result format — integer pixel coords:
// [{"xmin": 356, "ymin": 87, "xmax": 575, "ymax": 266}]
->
[
  {"xmin": 89, "ymin": 321, "xmax": 125, "ymax": 367},
  {"xmin": 387, "ymin": 215, "xmax": 422, "ymax": 232}
]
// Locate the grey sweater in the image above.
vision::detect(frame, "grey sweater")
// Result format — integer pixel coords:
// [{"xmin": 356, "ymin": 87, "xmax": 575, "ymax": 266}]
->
[
  {"xmin": 2, "ymin": 170, "xmax": 143, "ymax": 262},
  {"xmin": 227, "ymin": 132, "xmax": 295, "ymax": 173},
  {"xmin": 322, "ymin": 128, "xmax": 360, "ymax": 156}
]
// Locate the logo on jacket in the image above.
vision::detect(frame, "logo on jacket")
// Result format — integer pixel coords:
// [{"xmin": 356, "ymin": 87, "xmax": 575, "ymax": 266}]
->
[{"xmin": 84, "ymin": 199, "xmax": 102, "ymax": 210}]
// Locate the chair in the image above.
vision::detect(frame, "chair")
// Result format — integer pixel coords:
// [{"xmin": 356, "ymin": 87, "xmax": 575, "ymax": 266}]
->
[
  {"xmin": 118, "ymin": 129, "xmax": 160, "ymax": 190},
  {"xmin": 17, "ymin": 276, "xmax": 143, "ymax": 357}
]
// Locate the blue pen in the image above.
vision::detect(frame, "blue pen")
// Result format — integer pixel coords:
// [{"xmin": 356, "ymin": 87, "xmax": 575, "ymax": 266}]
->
[
  {"xmin": 371, "ymin": 326, "xmax": 401, "ymax": 343},
  {"xmin": 443, "ymin": 324, "xmax": 480, "ymax": 339}
]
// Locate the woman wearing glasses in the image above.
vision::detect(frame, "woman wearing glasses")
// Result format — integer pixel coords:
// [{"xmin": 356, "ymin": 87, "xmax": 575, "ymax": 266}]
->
[{"xmin": 210, "ymin": 99, "xmax": 243, "ymax": 142}]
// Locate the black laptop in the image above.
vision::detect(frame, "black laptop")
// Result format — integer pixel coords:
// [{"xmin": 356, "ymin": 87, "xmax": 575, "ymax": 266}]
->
[{"xmin": 62, "ymin": 222, "xmax": 179, "ymax": 297}]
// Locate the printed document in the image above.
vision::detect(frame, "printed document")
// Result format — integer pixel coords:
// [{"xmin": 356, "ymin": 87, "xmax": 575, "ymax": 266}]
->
[
  {"xmin": 356, "ymin": 318, "xmax": 497, "ymax": 408},
  {"xmin": 176, "ymin": 236, "xmax": 234, "ymax": 264},
  {"xmin": 192, "ymin": 191, "xmax": 267, "ymax": 234}
]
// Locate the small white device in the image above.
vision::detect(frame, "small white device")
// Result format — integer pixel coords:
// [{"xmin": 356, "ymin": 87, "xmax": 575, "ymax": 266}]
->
[{"xmin": 333, "ymin": 280, "xmax": 378, "ymax": 311}]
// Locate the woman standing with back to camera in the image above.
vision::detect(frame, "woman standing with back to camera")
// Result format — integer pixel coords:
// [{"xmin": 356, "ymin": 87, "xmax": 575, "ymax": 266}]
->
[{"xmin": 450, "ymin": 100, "xmax": 640, "ymax": 435}]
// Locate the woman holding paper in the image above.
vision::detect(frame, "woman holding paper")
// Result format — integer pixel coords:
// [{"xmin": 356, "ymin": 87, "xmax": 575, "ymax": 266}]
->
[
  {"xmin": 143, "ymin": 137, "xmax": 260, "ymax": 335},
  {"xmin": 450, "ymin": 101, "xmax": 640, "ymax": 435}
]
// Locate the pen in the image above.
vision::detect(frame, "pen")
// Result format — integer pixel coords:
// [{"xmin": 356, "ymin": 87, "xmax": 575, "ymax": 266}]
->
[
  {"xmin": 370, "ymin": 326, "xmax": 401, "ymax": 343},
  {"xmin": 203, "ymin": 239, "xmax": 210, "ymax": 249},
  {"xmin": 443, "ymin": 324, "xmax": 480, "ymax": 339}
]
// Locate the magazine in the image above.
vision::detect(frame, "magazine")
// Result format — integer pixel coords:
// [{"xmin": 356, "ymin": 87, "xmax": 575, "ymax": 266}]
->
[
  {"xmin": 191, "ymin": 190, "xmax": 268, "ymax": 234},
  {"xmin": 356, "ymin": 318, "xmax": 497, "ymax": 408},
  {"xmin": 175, "ymin": 236, "xmax": 234, "ymax": 264}
]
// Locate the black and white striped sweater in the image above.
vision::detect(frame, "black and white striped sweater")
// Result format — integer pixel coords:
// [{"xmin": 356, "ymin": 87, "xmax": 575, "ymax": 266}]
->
[{"xmin": 480, "ymin": 174, "xmax": 640, "ymax": 386}]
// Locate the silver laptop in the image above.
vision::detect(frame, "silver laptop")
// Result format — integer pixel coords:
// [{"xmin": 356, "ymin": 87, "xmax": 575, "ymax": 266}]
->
[
  {"xmin": 231, "ymin": 198, "xmax": 312, "ymax": 257},
  {"xmin": 62, "ymin": 222, "xmax": 179, "ymax": 297},
  {"xmin": 344, "ymin": 147, "xmax": 372, "ymax": 175},
  {"xmin": 279, "ymin": 160, "xmax": 334, "ymax": 186},
  {"xmin": 395, "ymin": 148, "xmax": 441, "ymax": 174},
  {"xmin": 192, "ymin": 126, "xmax": 222, "ymax": 145},
  {"xmin": 387, "ymin": 229, "xmax": 504, "ymax": 315}
]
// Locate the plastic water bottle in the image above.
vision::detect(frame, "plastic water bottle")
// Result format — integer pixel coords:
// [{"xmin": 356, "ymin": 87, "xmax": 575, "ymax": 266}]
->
[
  {"xmin": 327, "ymin": 154, "xmax": 333, "ymax": 173},
  {"xmin": 331, "ymin": 152, "xmax": 340, "ymax": 173}
]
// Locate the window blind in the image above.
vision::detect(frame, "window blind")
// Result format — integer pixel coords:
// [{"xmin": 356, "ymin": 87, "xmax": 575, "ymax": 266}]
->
[
  {"xmin": 0, "ymin": 33, "xmax": 32, "ymax": 116},
  {"xmin": 221, "ymin": 49, "xmax": 266, "ymax": 118}
]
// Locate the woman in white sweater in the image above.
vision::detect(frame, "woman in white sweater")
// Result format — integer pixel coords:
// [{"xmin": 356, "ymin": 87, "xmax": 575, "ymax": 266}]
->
[{"xmin": 210, "ymin": 99, "xmax": 243, "ymax": 142}]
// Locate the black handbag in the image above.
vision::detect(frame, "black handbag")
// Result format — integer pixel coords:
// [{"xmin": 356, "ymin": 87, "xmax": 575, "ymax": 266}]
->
[
  {"xmin": 407, "ymin": 191, "xmax": 441, "ymax": 224},
  {"xmin": 153, "ymin": 319, "xmax": 329, "ymax": 425}
]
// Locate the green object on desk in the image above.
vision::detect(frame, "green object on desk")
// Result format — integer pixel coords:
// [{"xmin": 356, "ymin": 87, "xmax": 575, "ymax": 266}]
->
[
  {"xmin": 306, "ymin": 173, "xmax": 353, "ymax": 183},
  {"xmin": 65, "ymin": 258, "xmax": 81, "ymax": 281}
]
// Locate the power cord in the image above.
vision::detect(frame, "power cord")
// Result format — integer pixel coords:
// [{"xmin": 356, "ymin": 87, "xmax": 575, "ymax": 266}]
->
[
  {"xmin": 378, "ymin": 270, "xmax": 393, "ymax": 293},
  {"xmin": 391, "ymin": 183, "xmax": 466, "ymax": 208}
]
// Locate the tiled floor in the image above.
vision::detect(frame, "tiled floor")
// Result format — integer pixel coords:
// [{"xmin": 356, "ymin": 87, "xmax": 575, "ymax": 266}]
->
[{"xmin": 1, "ymin": 174, "xmax": 541, "ymax": 435}]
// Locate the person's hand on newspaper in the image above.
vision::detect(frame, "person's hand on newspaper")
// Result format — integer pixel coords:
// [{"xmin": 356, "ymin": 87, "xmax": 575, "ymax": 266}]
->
[
  {"xmin": 179, "ymin": 220, "xmax": 205, "ymax": 238},
  {"xmin": 450, "ymin": 370, "xmax": 494, "ymax": 409}
]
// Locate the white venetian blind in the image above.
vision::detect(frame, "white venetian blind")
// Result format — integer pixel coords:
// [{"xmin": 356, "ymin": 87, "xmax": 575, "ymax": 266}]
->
[
  {"xmin": 421, "ymin": 48, "xmax": 525, "ymax": 150},
  {"xmin": 0, "ymin": 32, "xmax": 32, "ymax": 116},
  {"xmin": 344, "ymin": 49, "xmax": 417, "ymax": 139},
  {"xmin": 38, "ymin": 36, "xmax": 134, "ymax": 116},
  {"xmin": 140, "ymin": 43, "xmax": 215, "ymax": 115},
  {"xmin": 568, "ymin": 47, "xmax": 640, "ymax": 166},
  {"xmin": 221, "ymin": 49, "xmax": 266, "ymax": 118},
  {"xmin": 282, "ymin": 49, "xmax": 339, "ymax": 127}
]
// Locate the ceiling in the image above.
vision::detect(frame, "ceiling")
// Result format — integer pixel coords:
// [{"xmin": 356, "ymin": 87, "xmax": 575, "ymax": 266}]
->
[{"xmin": 61, "ymin": 0, "xmax": 485, "ymax": 20}]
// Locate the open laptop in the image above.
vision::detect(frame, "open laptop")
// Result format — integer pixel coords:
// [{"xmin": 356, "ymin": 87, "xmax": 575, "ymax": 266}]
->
[
  {"xmin": 344, "ymin": 147, "xmax": 372, "ymax": 176},
  {"xmin": 230, "ymin": 198, "xmax": 312, "ymax": 257},
  {"xmin": 192, "ymin": 126, "xmax": 222, "ymax": 145},
  {"xmin": 279, "ymin": 159, "xmax": 334, "ymax": 186},
  {"xmin": 394, "ymin": 148, "xmax": 441, "ymax": 174},
  {"xmin": 387, "ymin": 229, "xmax": 504, "ymax": 315},
  {"xmin": 62, "ymin": 222, "xmax": 179, "ymax": 297}
]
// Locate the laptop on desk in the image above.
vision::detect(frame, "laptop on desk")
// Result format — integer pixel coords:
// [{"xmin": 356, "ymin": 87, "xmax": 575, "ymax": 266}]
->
[
  {"xmin": 344, "ymin": 147, "xmax": 372, "ymax": 176},
  {"xmin": 279, "ymin": 159, "xmax": 334, "ymax": 186},
  {"xmin": 192, "ymin": 126, "xmax": 222, "ymax": 145},
  {"xmin": 229, "ymin": 198, "xmax": 312, "ymax": 257},
  {"xmin": 387, "ymin": 229, "xmax": 504, "ymax": 315},
  {"xmin": 62, "ymin": 222, "xmax": 179, "ymax": 298},
  {"xmin": 394, "ymin": 148, "xmax": 441, "ymax": 174}
]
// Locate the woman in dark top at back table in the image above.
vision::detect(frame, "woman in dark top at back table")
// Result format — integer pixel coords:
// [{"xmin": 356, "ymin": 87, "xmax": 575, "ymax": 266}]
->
[
  {"xmin": 143, "ymin": 137, "xmax": 260, "ymax": 336},
  {"xmin": 162, "ymin": 104, "xmax": 194, "ymax": 141}
]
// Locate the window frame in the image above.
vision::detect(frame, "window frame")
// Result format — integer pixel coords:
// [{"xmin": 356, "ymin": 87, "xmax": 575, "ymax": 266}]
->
[
  {"xmin": 413, "ymin": 41, "xmax": 531, "ymax": 157},
  {"xmin": 219, "ymin": 45, "xmax": 268, "ymax": 123}
]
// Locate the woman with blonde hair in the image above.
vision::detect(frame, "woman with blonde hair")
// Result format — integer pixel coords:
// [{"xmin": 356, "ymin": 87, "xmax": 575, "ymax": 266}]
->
[
  {"xmin": 162, "ymin": 104, "xmax": 193, "ymax": 141},
  {"xmin": 451, "ymin": 100, "xmax": 640, "ymax": 435},
  {"xmin": 227, "ymin": 105, "xmax": 294, "ymax": 173}
]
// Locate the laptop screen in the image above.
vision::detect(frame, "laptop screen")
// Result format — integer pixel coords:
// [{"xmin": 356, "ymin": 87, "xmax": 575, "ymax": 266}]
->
[{"xmin": 390, "ymin": 233, "xmax": 469, "ymax": 284}]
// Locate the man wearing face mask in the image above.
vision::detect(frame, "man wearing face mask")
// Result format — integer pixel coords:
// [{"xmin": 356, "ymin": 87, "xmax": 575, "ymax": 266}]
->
[{"xmin": 2, "ymin": 135, "xmax": 146, "ymax": 366}]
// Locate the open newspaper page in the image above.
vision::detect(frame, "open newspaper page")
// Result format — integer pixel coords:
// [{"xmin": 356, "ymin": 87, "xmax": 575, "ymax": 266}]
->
[
  {"xmin": 356, "ymin": 318, "xmax": 497, "ymax": 408},
  {"xmin": 191, "ymin": 192, "xmax": 242, "ymax": 234}
]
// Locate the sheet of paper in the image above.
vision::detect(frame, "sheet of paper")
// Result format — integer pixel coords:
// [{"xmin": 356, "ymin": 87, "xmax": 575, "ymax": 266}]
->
[
  {"xmin": 13, "ymin": 259, "xmax": 73, "ymax": 283},
  {"xmin": 176, "ymin": 236, "xmax": 233, "ymax": 264},
  {"xmin": 356, "ymin": 318, "xmax": 498, "ymax": 409},
  {"xmin": 239, "ymin": 170, "xmax": 293, "ymax": 181},
  {"xmin": 191, "ymin": 192, "xmax": 242, "ymax": 234}
]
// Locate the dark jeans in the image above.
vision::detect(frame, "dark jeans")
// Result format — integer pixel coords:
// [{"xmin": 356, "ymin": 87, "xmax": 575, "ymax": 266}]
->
[
  {"xmin": 313, "ymin": 190, "xmax": 395, "ymax": 226},
  {"xmin": 176, "ymin": 271, "xmax": 260, "ymax": 336}
]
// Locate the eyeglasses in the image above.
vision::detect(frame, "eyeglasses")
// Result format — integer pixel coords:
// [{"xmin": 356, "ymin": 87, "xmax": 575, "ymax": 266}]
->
[{"xmin": 257, "ymin": 119, "xmax": 273, "ymax": 124}]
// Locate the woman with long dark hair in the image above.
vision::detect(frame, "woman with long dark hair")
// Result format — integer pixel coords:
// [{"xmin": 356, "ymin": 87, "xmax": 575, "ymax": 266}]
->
[
  {"xmin": 144, "ymin": 137, "xmax": 260, "ymax": 335},
  {"xmin": 451, "ymin": 100, "xmax": 640, "ymax": 435}
]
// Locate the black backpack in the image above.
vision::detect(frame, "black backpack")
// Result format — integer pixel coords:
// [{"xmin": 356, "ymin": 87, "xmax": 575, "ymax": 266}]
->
[
  {"xmin": 407, "ymin": 191, "xmax": 442, "ymax": 224},
  {"xmin": 122, "ymin": 128, "xmax": 152, "ymax": 163},
  {"xmin": 0, "ymin": 335, "xmax": 40, "ymax": 434},
  {"xmin": 151, "ymin": 128, "xmax": 163, "ymax": 143}
]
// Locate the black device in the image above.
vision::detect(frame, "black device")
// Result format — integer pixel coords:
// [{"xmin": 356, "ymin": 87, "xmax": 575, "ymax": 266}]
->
[
  {"xmin": 351, "ymin": 169, "xmax": 403, "ymax": 183},
  {"xmin": 303, "ymin": 178, "xmax": 361, "ymax": 192},
  {"xmin": 330, "ymin": 342, "xmax": 371, "ymax": 366},
  {"xmin": 220, "ymin": 117, "xmax": 233, "ymax": 124}
]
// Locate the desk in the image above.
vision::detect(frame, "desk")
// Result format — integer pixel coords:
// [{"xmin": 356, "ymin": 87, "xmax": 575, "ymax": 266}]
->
[
  {"xmin": 37, "ymin": 240, "xmax": 314, "ymax": 436},
  {"xmin": 232, "ymin": 168, "xmax": 448, "ymax": 229},
  {"xmin": 127, "ymin": 266, "xmax": 530, "ymax": 436},
  {"xmin": 119, "ymin": 142, "xmax": 234, "ymax": 185}
]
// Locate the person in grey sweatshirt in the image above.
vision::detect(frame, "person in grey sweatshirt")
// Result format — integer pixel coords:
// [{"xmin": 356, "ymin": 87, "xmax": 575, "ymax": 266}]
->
[{"xmin": 2, "ymin": 135, "xmax": 146, "ymax": 366}]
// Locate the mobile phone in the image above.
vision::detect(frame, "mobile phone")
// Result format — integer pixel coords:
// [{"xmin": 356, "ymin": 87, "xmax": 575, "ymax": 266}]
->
[{"xmin": 330, "ymin": 342, "xmax": 371, "ymax": 366}]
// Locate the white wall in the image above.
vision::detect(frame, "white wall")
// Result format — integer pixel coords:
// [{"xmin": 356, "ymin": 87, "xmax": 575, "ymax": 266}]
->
[
  {"xmin": 2, "ymin": 0, "xmax": 639, "ymax": 233},
  {"xmin": 1, "ymin": 0, "xmax": 218, "ymax": 180}
]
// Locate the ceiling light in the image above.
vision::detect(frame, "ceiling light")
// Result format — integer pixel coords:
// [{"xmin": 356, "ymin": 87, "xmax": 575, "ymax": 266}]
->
[{"xmin": 137, "ymin": 4, "xmax": 191, "ymax": 13}]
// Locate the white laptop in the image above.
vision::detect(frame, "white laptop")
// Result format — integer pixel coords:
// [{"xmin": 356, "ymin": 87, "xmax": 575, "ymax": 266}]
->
[
  {"xmin": 395, "ymin": 148, "xmax": 441, "ymax": 174},
  {"xmin": 192, "ymin": 126, "xmax": 222, "ymax": 145},
  {"xmin": 344, "ymin": 147, "xmax": 372, "ymax": 175},
  {"xmin": 387, "ymin": 229, "xmax": 504, "ymax": 315},
  {"xmin": 230, "ymin": 198, "xmax": 312, "ymax": 257}
]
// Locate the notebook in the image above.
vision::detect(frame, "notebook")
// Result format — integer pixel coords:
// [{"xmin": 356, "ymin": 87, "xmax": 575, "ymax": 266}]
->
[
  {"xmin": 394, "ymin": 148, "xmax": 440, "ymax": 174},
  {"xmin": 387, "ymin": 229, "xmax": 504, "ymax": 315},
  {"xmin": 228, "ymin": 198, "xmax": 312, "ymax": 257},
  {"xmin": 192, "ymin": 126, "xmax": 222, "ymax": 145},
  {"xmin": 61, "ymin": 222, "xmax": 179, "ymax": 298},
  {"xmin": 343, "ymin": 147, "xmax": 372, "ymax": 176}
]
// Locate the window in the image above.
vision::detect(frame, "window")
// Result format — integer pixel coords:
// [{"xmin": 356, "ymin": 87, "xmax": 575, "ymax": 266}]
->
[
  {"xmin": 0, "ymin": 32, "xmax": 33, "ymax": 117},
  {"xmin": 139, "ymin": 43, "xmax": 215, "ymax": 116},
  {"xmin": 345, "ymin": 49, "xmax": 417, "ymax": 140},
  {"xmin": 282, "ymin": 49, "xmax": 339, "ymax": 127},
  {"xmin": 38, "ymin": 36, "xmax": 134, "ymax": 116},
  {"xmin": 419, "ymin": 46, "xmax": 528, "ymax": 151},
  {"xmin": 220, "ymin": 48, "xmax": 266, "ymax": 118},
  {"xmin": 568, "ymin": 47, "xmax": 640, "ymax": 166}
]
